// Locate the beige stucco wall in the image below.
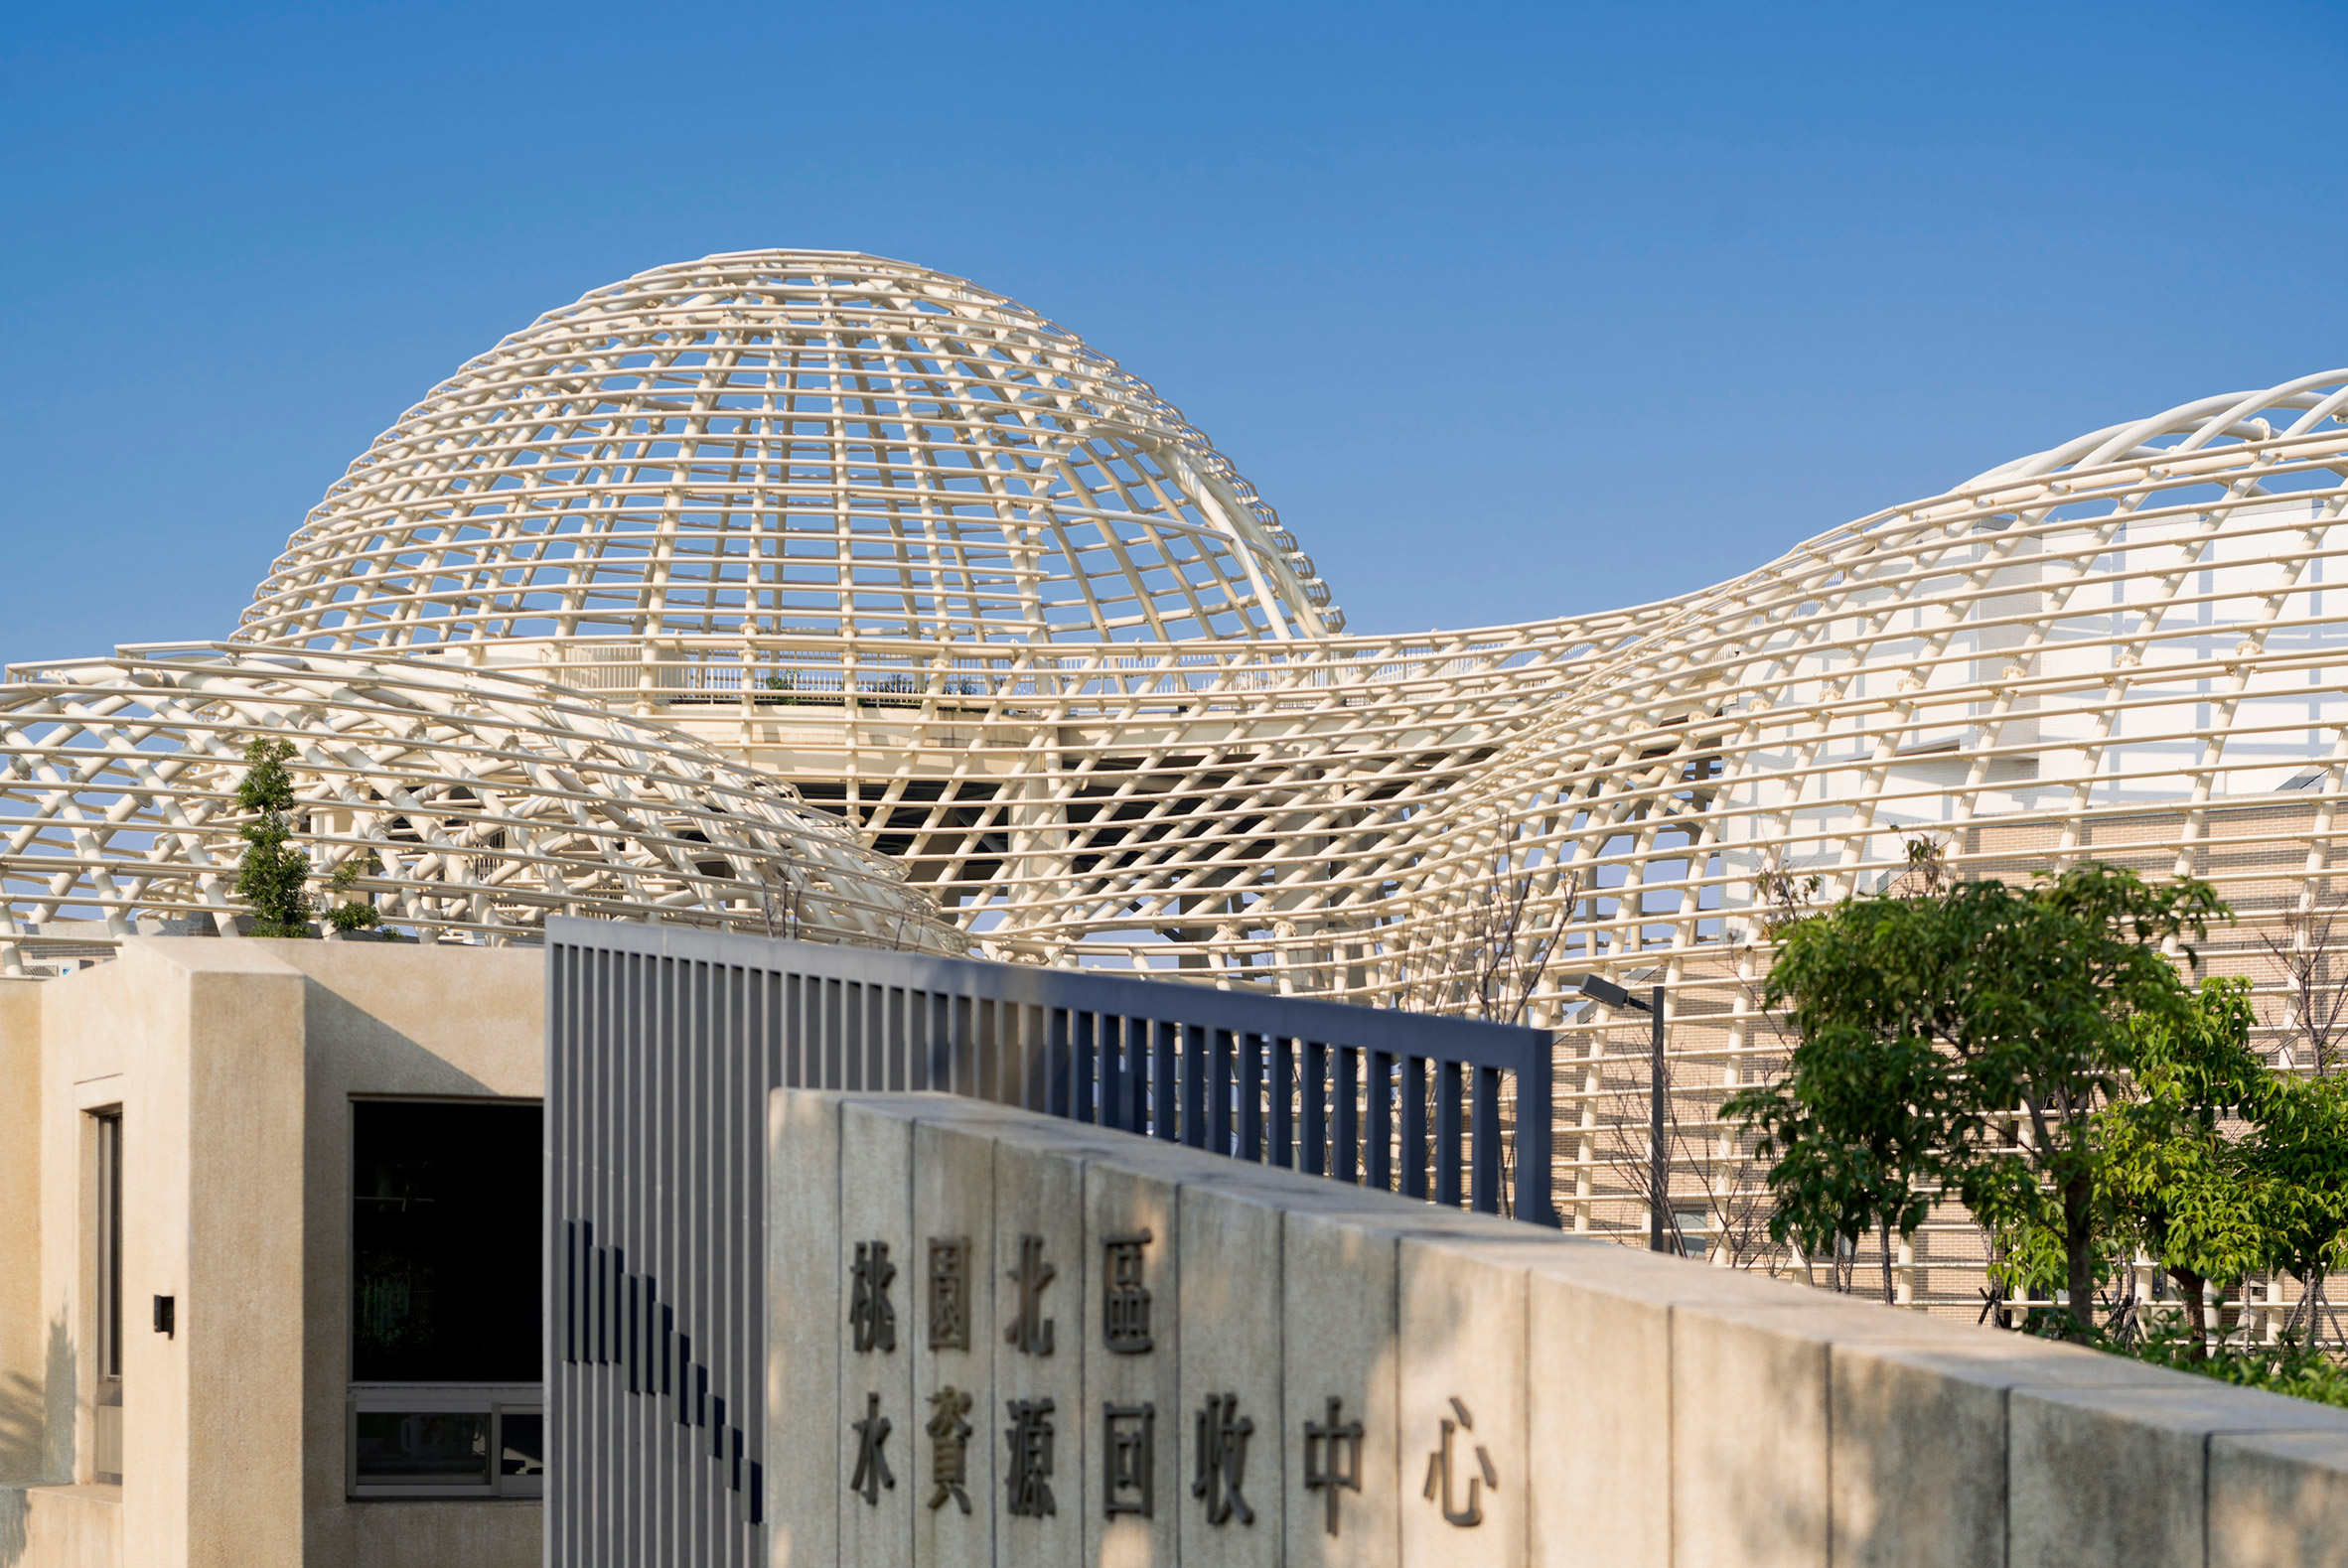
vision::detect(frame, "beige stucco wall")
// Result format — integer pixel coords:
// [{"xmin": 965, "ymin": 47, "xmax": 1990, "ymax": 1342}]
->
[
  {"xmin": 0, "ymin": 938, "xmax": 545, "ymax": 1568},
  {"xmin": 0, "ymin": 980, "xmax": 44, "ymax": 1492}
]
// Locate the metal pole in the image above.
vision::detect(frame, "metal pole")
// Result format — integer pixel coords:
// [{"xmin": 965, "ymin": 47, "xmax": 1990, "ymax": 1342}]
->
[{"xmin": 1649, "ymin": 985, "xmax": 1669, "ymax": 1253}]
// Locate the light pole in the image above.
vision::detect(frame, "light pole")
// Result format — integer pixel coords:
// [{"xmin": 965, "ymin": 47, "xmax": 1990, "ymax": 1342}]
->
[{"xmin": 1573, "ymin": 974, "xmax": 1671, "ymax": 1254}]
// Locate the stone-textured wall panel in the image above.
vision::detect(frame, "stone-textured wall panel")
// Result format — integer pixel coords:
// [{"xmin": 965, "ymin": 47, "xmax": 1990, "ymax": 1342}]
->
[
  {"xmin": 2211, "ymin": 1429, "xmax": 2348, "ymax": 1568},
  {"xmin": 1523, "ymin": 1266, "xmax": 1669, "ymax": 1568},
  {"xmin": 763, "ymin": 1091, "xmax": 2348, "ymax": 1568},
  {"xmin": 837, "ymin": 1107, "xmax": 915, "ymax": 1568},
  {"xmin": 1281, "ymin": 1209, "xmax": 1399, "ymax": 1568},
  {"xmin": 1177, "ymin": 1184, "xmax": 1284, "ymax": 1567},
  {"xmin": 2010, "ymin": 1384, "xmax": 2348, "ymax": 1568},
  {"xmin": 911, "ymin": 1119, "xmax": 998, "ymax": 1568},
  {"xmin": 1396, "ymin": 1238, "xmax": 1526, "ymax": 1568},
  {"xmin": 1668, "ymin": 1304, "xmax": 1831, "ymax": 1568},
  {"xmin": 768, "ymin": 1092, "xmax": 843, "ymax": 1568},
  {"xmin": 1083, "ymin": 1160, "xmax": 1181, "ymax": 1567},
  {"xmin": 991, "ymin": 1133, "xmax": 1088, "ymax": 1567}
]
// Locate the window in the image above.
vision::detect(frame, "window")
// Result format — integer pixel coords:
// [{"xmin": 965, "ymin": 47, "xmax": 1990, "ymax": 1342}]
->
[
  {"xmin": 349, "ymin": 1099, "xmax": 541, "ymax": 1499},
  {"xmin": 347, "ymin": 1391, "xmax": 542, "ymax": 1499},
  {"xmin": 92, "ymin": 1110, "xmax": 123, "ymax": 1486}
]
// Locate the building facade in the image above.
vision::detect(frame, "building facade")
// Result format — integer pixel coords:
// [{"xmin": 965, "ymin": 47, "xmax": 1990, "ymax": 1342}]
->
[{"xmin": 0, "ymin": 939, "xmax": 545, "ymax": 1568}]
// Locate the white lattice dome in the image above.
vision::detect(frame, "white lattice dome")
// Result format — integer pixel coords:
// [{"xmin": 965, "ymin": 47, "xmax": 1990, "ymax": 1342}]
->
[{"xmin": 237, "ymin": 250, "xmax": 1339, "ymax": 654}]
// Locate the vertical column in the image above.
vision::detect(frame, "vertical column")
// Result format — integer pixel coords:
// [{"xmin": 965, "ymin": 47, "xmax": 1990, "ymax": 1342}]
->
[
  {"xmin": 1282, "ymin": 1210, "xmax": 1400, "ymax": 1567},
  {"xmin": 1084, "ymin": 1161, "xmax": 1180, "ymax": 1565},
  {"xmin": 912, "ymin": 1120, "xmax": 998, "ymax": 1568},
  {"xmin": 767, "ymin": 1090, "xmax": 842, "ymax": 1564},
  {"xmin": 1397, "ymin": 1239, "xmax": 1527, "ymax": 1566},
  {"xmin": 992, "ymin": 1133, "xmax": 1087, "ymax": 1567},
  {"xmin": 1179, "ymin": 1182, "xmax": 1285, "ymax": 1566},
  {"xmin": 840, "ymin": 1105, "xmax": 916, "ymax": 1568}
]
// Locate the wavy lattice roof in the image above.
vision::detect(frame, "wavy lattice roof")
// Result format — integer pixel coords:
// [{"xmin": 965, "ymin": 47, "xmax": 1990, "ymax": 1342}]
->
[{"xmin": 0, "ymin": 646, "xmax": 964, "ymax": 973}]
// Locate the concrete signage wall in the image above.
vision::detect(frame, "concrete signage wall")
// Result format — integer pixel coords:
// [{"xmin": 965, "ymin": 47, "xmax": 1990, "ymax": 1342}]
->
[{"xmin": 770, "ymin": 1091, "xmax": 2348, "ymax": 1568}]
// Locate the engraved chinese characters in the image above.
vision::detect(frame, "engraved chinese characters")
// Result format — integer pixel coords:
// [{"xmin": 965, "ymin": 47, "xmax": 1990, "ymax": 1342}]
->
[
  {"xmin": 927, "ymin": 1238, "xmax": 969, "ymax": 1353},
  {"xmin": 1423, "ymin": 1397, "xmax": 1498, "ymax": 1527},
  {"xmin": 1102, "ymin": 1230, "xmax": 1154, "ymax": 1354},
  {"xmin": 846, "ymin": 1239, "xmax": 898, "ymax": 1512},
  {"xmin": 1005, "ymin": 1233, "xmax": 1057, "ymax": 1356},
  {"xmin": 850, "ymin": 1392, "xmax": 895, "ymax": 1505},
  {"xmin": 1004, "ymin": 1398, "xmax": 1058, "ymax": 1516},
  {"xmin": 1192, "ymin": 1393, "xmax": 1256, "ymax": 1526},
  {"xmin": 1302, "ymin": 1396, "xmax": 1365, "ymax": 1537},
  {"xmin": 850, "ymin": 1241, "xmax": 897, "ymax": 1354},
  {"xmin": 1000, "ymin": 1230, "xmax": 1061, "ymax": 1525},
  {"xmin": 923, "ymin": 1241, "xmax": 975, "ymax": 1518},
  {"xmin": 925, "ymin": 1388, "xmax": 973, "ymax": 1514},
  {"xmin": 1102, "ymin": 1403, "xmax": 1156, "ymax": 1516}
]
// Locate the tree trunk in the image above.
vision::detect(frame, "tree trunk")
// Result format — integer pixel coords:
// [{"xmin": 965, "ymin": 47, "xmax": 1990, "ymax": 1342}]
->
[
  {"xmin": 2171, "ymin": 1266, "xmax": 2208, "ymax": 1362},
  {"xmin": 1880, "ymin": 1218, "xmax": 1896, "ymax": 1305},
  {"xmin": 2064, "ymin": 1174, "xmax": 2096, "ymax": 1333}
]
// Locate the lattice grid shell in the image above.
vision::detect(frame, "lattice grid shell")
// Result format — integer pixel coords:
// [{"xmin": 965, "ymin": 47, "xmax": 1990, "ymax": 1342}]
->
[
  {"xmin": 238, "ymin": 250, "xmax": 1338, "ymax": 652},
  {"xmin": 0, "ymin": 646, "xmax": 964, "ymax": 973}
]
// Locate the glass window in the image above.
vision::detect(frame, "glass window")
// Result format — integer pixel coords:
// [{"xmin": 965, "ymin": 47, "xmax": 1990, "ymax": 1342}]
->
[
  {"xmin": 95, "ymin": 1113, "xmax": 122, "ymax": 1377},
  {"xmin": 499, "ymin": 1409, "xmax": 544, "ymax": 1485},
  {"xmin": 345, "ymin": 1392, "xmax": 542, "ymax": 1499},
  {"xmin": 354, "ymin": 1410, "xmax": 491, "ymax": 1489},
  {"xmin": 93, "ymin": 1110, "xmax": 124, "ymax": 1486},
  {"xmin": 351, "ymin": 1100, "xmax": 540, "ymax": 1383}
]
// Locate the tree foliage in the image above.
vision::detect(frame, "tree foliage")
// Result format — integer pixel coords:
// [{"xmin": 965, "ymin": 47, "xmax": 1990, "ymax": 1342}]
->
[
  {"xmin": 2101, "ymin": 977, "xmax": 2270, "ymax": 1352},
  {"xmin": 1729, "ymin": 860, "xmax": 2224, "ymax": 1328},
  {"xmin": 233, "ymin": 738, "xmax": 314, "ymax": 936}
]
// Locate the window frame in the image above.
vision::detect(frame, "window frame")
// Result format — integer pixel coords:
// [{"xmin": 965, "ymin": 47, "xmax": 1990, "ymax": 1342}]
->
[
  {"xmin": 346, "ymin": 1384, "xmax": 543, "ymax": 1500},
  {"xmin": 88, "ymin": 1107, "xmax": 126, "ymax": 1486}
]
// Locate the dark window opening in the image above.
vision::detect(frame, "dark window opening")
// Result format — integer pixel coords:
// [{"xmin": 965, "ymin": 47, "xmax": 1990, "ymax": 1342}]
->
[
  {"xmin": 93, "ymin": 1110, "xmax": 124, "ymax": 1487},
  {"xmin": 352, "ymin": 1100, "xmax": 541, "ymax": 1383},
  {"xmin": 96, "ymin": 1112, "xmax": 122, "ymax": 1378}
]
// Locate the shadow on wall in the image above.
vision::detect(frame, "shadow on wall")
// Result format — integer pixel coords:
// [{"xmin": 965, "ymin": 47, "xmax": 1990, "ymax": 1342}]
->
[
  {"xmin": 42, "ymin": 1318, "xmax": 72, "ymax": 1486},
  {"xmin": 302, "ymin": 981, "xmax": 497, "ymax": 1098},
  {"xmin": 0, "ymin": 1316, "xmax": 73, "ymax": 1567}
]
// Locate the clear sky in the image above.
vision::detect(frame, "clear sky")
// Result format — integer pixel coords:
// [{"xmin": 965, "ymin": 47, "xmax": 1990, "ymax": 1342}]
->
[{"xmin": 5, "ymin": 1, "xmax": 2346, "ymax": 665}]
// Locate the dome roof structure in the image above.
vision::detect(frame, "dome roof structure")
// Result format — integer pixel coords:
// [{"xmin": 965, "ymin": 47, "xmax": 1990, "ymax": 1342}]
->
[
  {"xmin": 0, "ymin": 645, "xmax": 965, "ymax": 974},
  {"xmin": 238, "ymin": 250, "xmax": 1339, "ymax": 655}
]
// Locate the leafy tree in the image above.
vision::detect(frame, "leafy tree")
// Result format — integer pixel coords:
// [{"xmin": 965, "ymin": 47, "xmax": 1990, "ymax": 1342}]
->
[
  {"xmin": 1730, "ymin": 859, "xmax": 2225, "ymax": 1331},
  {"xmin": 2249, "ymin": 1071, "xmax": 2348, "ymax": 1342},
  {"xmin": 1725, "ymin": 1001, "xmax": 1952, "ymax": 1302},
  {"xmin": 233, "ymin": 738, "xmax": 314, "ymax": 936},
  {"xmin": 2101, "ymin": 977, "xmax": 2270, "ymax": 1355}
]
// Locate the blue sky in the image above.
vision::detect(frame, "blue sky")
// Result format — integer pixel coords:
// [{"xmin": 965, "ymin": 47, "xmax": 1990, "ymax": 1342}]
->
[{"xmin": 5, "ymin": 1, "xmax": 2346, "ymax": 664}]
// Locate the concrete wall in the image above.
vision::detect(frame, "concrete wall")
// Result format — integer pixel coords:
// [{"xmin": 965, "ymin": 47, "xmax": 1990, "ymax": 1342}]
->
[
  {"xmin": 0, "ymin": 939, "xmax": 545, "ymax": 1568},
  {"xmin": 771, "ymin": 1091, "xmax": 2348, "ymax": 1568}
]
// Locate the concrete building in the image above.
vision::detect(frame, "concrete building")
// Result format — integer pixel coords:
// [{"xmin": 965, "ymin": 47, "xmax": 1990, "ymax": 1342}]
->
[{"xmin": 0, "ymin": 938, "xmax": 544, "ymax": 1568}]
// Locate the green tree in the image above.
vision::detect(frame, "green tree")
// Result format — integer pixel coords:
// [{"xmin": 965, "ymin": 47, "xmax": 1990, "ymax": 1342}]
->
[
  {"xmin": 1730, "ymin": 859, "xmax": 2225, "ymax": 1331},
  {"xmin": 233, "ymin": 737, "xmax": 314, "ymax": 936},
  {"xmin": 2249, "ymin": 1071, "xmax": 2348, "ymax": 1343},
  {"xmin": 2101, "ymin": 977, "xmax": 2271, "ymax": 1355},
  {"xmin": 1724, "ymin": 1002, "xmax": 1951, "ymax": 1302}
]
